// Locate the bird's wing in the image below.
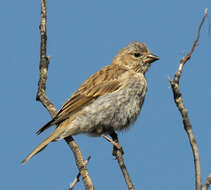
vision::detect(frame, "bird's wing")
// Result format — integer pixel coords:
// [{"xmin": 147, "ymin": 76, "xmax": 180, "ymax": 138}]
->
[{"xmin": 36, "ymin": 64, "xmax": 128, "ymax": 135}]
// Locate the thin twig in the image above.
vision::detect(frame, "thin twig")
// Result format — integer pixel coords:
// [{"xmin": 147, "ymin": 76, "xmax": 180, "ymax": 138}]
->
[
  {"xmin": 36, "ymin": 1, "xmax": 94, "ymax": 190},
  {"xmin": 202, "ymin": 173, "xmax": 211, "ymax": 190},
  {"xmin": 69, "ymin": 156, "xmax": 91, "ymax": 190},
  {"xmin": 169, "ymin": 9, "xmax": 208, "ymax": 190},
  {"xmin": 174, "ymin": 8, "xmax": 208, "ymax": 84},
  {"xmin": 109, "ymin": 131, "xmax": 135, "ymax": 190}
]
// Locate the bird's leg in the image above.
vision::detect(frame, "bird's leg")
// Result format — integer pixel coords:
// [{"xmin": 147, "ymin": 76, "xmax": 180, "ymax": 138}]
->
[
  {"xmin": 101, "ymin": 134, "xmax": 122, "ymax": 150},
  {"xmin": 109, "ymin": 131, "xmax": 124, "ymax": 156}
]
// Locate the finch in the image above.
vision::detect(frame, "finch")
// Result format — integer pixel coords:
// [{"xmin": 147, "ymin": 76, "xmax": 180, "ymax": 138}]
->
[{"xmin": 22, "ymin": 41, "xmax": 159, "ymax": 164}]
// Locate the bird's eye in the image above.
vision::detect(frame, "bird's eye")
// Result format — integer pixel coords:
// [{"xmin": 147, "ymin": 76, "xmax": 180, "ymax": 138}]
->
[{"xmin": 134, "ymin": 53, "xmax": 141, "ymax": 58}]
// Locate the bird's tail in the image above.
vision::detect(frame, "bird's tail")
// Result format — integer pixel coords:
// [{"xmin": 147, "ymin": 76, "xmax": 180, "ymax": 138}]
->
[{"xmin": 21, "ymin": 127, "xmax": 64, "ymax": 164}]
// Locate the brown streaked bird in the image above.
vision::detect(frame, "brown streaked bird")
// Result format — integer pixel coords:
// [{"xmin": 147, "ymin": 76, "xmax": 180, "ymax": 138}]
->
[{"xmin": 22, "ymin": 41, "xmax": 159, "ymax": 164}]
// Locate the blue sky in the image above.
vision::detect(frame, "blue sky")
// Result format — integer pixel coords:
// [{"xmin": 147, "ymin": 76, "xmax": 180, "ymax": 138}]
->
[{"xmin": 1, "ymin": 1, "xmax": 211, "ymax": 189}]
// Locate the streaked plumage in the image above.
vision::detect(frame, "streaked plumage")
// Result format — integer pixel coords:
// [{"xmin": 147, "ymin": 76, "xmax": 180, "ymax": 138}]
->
[{"xmin": 22, "ymin": 41, "xmax": 159, "ymax": 164}]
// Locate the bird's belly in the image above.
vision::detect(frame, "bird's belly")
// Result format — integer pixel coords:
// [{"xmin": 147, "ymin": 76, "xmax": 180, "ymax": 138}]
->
[
  {"xmin": 86, "ymin": 80, "xmax": 145, "ymax": 134},
  {"xmin": 62, "ymin": 79, "xmax": 147, "ymax": 137}
]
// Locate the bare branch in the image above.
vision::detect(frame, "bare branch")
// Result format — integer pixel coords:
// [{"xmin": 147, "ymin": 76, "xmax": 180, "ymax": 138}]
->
[
  {"xmin": 202, "ymin": 173, "xmax": 211, "ymax": 190},
  {"xmin": 36, "ymin": 0, "xmax": 56, "ymax": 118},
  {"xmin": 109, "ymin": 132, "xmax": 135, "ymax": 190},
  {"xmin": 36, "ymin": 1, "xmax": 94, "ymax": 189},
  {"xmin": 68, "ymin": 156, "xmax": 91, "ymax": 190},
  {"xmin": 169, "ymin": 9, "xmax": 208, "ymax": 190}
]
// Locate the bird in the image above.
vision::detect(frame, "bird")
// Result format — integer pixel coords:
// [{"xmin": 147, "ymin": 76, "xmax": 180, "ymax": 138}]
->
[{"xmin": 22, "ymin": 41, "xmax": 159, "ymax": 164}]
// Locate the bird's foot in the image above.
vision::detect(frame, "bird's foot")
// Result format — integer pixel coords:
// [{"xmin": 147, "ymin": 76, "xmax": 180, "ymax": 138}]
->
[{"xmin": 101, "ymin": 133, "xmax": 124, "ymax": 156}]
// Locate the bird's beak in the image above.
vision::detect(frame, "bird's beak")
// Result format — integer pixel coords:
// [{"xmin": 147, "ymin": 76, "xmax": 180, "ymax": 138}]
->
[{"xmin": 145, "ymin": 53, "xmax": 159, "ymax": 64}]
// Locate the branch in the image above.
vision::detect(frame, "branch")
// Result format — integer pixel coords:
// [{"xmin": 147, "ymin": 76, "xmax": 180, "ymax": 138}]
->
[
  {"xmin": 36, "ymin": 1, "xmax": 94, "ymax": 189},
  {"xmin": 173, "ymin": 8, "xmax": 208, "ymax": 84},
  {"xmin": 68, "ymin": 156, "xmax": 91, "ymax": 190},
  {"xmin": 65, "ymin": 137, "xmax": 94, "ymax": 190},
  {"xmin": 169, "ymin": 9, "xmax": 208, "ymax": 190},
  {"xmin": 202, "ymin": 173, "xmax": 211, "ymax": 190},
  {"xmin": 36, "ymin": 0, "xmax": 56, "ymax": 118},
  {"xmin": 109, "ymin": 132, "xmax": 135, "ymax": 190}
]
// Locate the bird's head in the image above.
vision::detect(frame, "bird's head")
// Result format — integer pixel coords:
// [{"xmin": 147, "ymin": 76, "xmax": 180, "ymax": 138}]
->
[{"xmin": 112, "ymin": 41, "xmax": 159, "ymax": 74}]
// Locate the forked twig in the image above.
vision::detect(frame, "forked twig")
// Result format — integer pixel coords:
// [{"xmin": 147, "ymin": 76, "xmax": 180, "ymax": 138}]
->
[
  {"xmin": 69, "ymin": 156, "xmax": 91, "ymax": 190},
  {"xmin": 169, "ymin": 9, "xmax": 208, "ymax": 190}
]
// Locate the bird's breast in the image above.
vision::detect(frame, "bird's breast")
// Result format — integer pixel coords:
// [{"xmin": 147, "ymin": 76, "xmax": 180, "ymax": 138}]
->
[{"xmin": 108, "ymin": 74, "xmax": 147, "ymax": 131}]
